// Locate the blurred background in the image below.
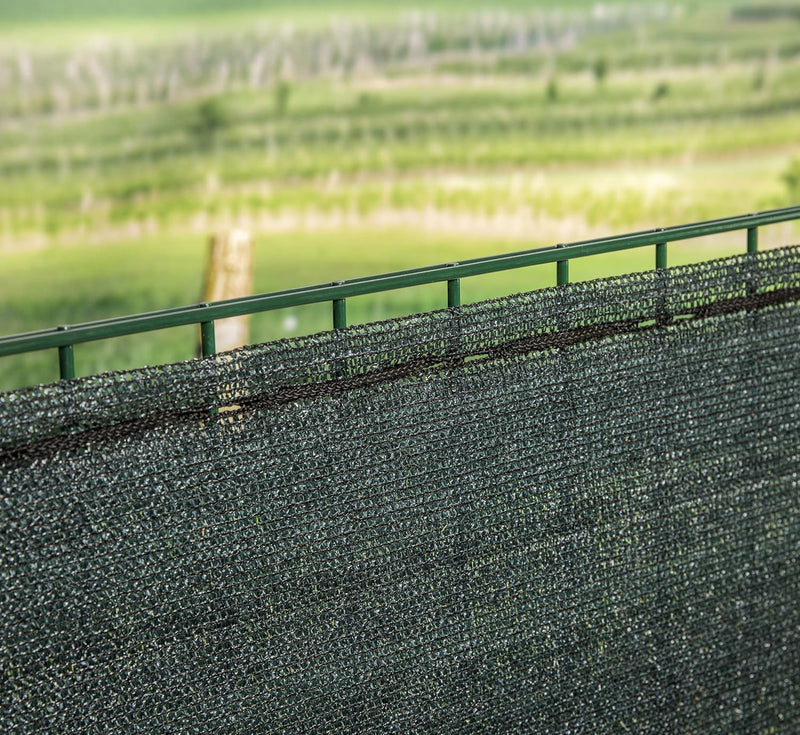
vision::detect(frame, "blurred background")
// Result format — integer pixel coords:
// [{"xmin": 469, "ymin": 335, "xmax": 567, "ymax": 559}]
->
[{"xmin": 1, "ymin": 0, "xmax": 799, "ymax": 389}]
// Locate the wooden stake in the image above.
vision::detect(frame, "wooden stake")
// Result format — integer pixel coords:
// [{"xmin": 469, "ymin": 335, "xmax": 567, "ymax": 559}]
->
[{"xmin": 201, "ymin": 229, "xmax": 253, "ymax": 353}]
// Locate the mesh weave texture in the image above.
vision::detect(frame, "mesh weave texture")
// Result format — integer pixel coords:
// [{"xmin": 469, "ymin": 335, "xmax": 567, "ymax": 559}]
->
[{"xmin": 2, "ymin": 247, "xmax": 800, "ymax": 733}]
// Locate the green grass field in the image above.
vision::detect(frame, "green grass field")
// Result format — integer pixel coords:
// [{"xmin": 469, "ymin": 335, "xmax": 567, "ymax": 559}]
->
[{"xmin": 1, "ymin": 0, "xmax": 800, "ymax": 390}]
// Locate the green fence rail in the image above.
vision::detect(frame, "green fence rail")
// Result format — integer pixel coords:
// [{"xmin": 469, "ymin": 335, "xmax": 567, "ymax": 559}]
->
[{"xmin": 2, "ymin": 206, "xmax": 799, "ymax": 383}]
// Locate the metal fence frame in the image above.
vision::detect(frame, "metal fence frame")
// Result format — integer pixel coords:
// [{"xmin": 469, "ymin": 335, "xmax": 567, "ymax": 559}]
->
[{"xmin": 2, "ymin": 206, "xmax": 799, "ymax": 384}]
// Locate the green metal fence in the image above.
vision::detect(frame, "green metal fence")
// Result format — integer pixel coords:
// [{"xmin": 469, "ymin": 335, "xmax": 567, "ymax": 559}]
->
[
  {"xmin": 4, "ymin": 214, "xmax": 800, "ymax": 732},
  {"xmin": 1, "ymin": 206, "xmax": 799, "ymax": 385}
]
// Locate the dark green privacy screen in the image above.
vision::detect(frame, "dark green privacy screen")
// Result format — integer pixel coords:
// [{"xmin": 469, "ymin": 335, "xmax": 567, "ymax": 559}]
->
[{"xmin": 3, "ymin": 248, "xmax": 800, "ymax": 733}]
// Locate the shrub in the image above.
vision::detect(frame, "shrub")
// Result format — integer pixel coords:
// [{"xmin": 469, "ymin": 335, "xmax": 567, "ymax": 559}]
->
[
  {"xmin": 651, "ymin": 81, "xmax": 670, "ymax": 101},
  {"xmin": 593, "ymin": 56, "xmax": 608, "ymax": 87},
  {"xmin": 546, "ymin": 77, "xmax": 558, "ymax": 102},
  {"xmin": 191, "ymin": 97, "xmax": 229, "ymax": 150},
  {"xmin": 274, "ymin": 79, "xmax": 291, "ymax": 117}
]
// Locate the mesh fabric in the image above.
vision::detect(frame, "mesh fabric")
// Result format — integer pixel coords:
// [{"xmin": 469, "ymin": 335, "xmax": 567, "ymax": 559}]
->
[{"xmin": 2, "ymin": 247, "xmax": 800, "ymax": 733}]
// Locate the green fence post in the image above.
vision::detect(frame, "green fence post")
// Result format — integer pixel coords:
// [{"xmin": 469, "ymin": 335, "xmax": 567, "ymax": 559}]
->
[
  {"xmin": 447, "ymin": 279, "xmax": 461, "ymax": 307},
  {"xmin": 332, "ymin": 283, "xmax": 347, "ymax": 329},
  {"xmin": 447, "ymin": 265, "xmax": 461, "ymax": 307},
  {"xmin": 556, "ymin": 246, "xmax": 570, "ymax": 285},
  {"xmin": 656, "ymin": 241, "xmax": 667, "ymax": 270},
  {"xmin": 747, "ymin": 226, "xmax": 758, "ymax": 253},
  {"xmin": 557, "ymin": 260, "xmax": 569, "ymax": 285},
  {"xmin": 200, "ymin": 318, "xmax": 216, "ymax": 357},
  {"xmin": 199, "ymin": 308, "xmax": 218, "ymax": 414},
  {"xmin": 333, "ymin": 300, "xmax": 347, "ymax": 329},
  {"xmin": 57, "ymin": 326, "xmax": 75, "ymax": 380}
]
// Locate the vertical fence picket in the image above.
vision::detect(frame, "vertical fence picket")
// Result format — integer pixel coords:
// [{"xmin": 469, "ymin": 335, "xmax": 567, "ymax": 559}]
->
[
  {"xmin": 333, "ymin": 299, "xmax": 347, "ymax": 329},
  {"xmin": 556, "ymin": 245, "xmax": 569, "ymax": 286},
  {"xmin": 200, "ymin": 319, "xmax": 216, "ymax": 357},
  {"xmin": 747, "ymin": 226, "xmax": 758, "ymax": 253},
  {"xmin": 557, "ymin": 260, "xmax": 569, "ymax": 285},
  {"xmin": 57, "ymin": 326, "xmax": 75, "ymax": 380},
  {"xmin": 199, "ymin": 309, "xmax": 218, "ymax": 415},
  {"xmin": 656, "ymin": 242, "xmax": 667, "ymax": 270},
  {"xmin": 447, "ymin": 276, "xmax": 461, "ymax": 308}
]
